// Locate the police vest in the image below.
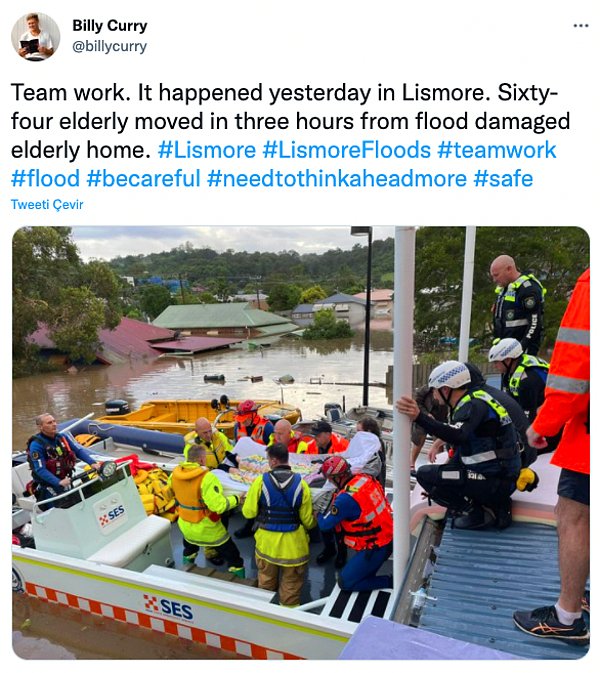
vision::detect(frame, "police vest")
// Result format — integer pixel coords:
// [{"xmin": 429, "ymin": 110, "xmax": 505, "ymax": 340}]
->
[
  {"xmin": 494, "ymin": 274, "xmax": 545, "ymax": 331},
  {"xmin": 256, "ymin": 469, "xmax": 303, "ymax": 532},
  {"xmin": 452, "ymin": 389, "xmax": 520, "ymax": 477},
  {"xmin": 508, "ymin": 354, "xmax": 549, "ymax": 398},
  {"xmin": 170, "ymin": 464, "xmax": 216, "ymax": 524},
  {"xmin": 236, "ymin": 416, "xmax": 270, "ymax": 444},
  {"xmin": 337, "ymin": 475, "xmax": 393, "ymax": 551},
  {"xmin": 26, "ymin": 433, "xmax": 77, "ymax": 482}
]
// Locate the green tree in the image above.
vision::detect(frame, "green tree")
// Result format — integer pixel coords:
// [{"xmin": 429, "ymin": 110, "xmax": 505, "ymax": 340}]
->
[
  {"xmin": 139, "ymin": 284, "xmax": 173, "ymax": 319},
  {"xmin": 302, "ymin": 309, "xmax": 354, "ymax": 340},
  {"xmin": 299, "ymin": 285, "xmax": 327, "ymax": 303},
  {"xmin": 267, "ymin": 282, "xmax": 302, "ymax": 312}
]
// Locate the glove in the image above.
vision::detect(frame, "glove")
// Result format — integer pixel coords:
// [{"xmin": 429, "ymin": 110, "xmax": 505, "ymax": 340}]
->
[{"xmin": 516, "ymin": 467, "xmax": 539, "ymax": 492}]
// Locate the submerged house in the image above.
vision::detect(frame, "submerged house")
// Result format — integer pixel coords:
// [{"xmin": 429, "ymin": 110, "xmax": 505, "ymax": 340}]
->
[{"xmin": 152, "ymin": 302, "xmax": 298, "ymax": 342}]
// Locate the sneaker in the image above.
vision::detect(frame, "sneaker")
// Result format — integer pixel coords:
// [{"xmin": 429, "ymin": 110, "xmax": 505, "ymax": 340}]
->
[
  {"xmin": 228, "ymin": 566, "xmax": 245, "ymax": 579},
  {"xmin": 513, "ymin": 605, "xmax": 590, "ymax": 645},
  {"xmin": 582, "ymin": 590, "xmax": 590, "ymax": 615},
  {"xmin": 182, "ymin": 552, "xmax": 198, "ymax": 566}
]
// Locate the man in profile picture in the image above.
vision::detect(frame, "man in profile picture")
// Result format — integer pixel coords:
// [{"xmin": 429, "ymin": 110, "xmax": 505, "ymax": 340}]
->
[{"xmin": 18, "ymin": 13, "xmax": 54, "ymax": 61}]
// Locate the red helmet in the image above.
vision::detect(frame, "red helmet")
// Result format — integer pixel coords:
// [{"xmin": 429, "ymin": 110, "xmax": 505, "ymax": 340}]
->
[
  {"xmin": 236, "ymin": 399, "xmax": 258, "ymax": 420},
  {"xmin": 321, "ymin": 455, "xmax": 351, "ymax": 481}
]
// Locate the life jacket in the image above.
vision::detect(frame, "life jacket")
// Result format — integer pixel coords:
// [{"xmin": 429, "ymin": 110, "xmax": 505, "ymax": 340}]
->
[
  {"xmin": 452, "ymin": 389, "xmax": 520, "ymax": 478},
  {"xmin": 134, "ymin": 467, "xmax": 177, "ymax": 519},
  {"xmin": 534, "ymin": 269, "xmax": 590, "ymax": 474},
  {"xmin": 236, "ymin": 415, "xmax": 270, "ymax": 444},
  {"xmin": 494, "ymin": 273, "xmax": 545, "ymax": 337},
  {"xmin": 508, "ymin": 354, "xmax": 549, "ymax": 398},
  {"xmin": 304, "ymin": 432, "xmax": 349, "ymax": 455},
  {"xmin": 26, "ymin": 432, "xmax": 77, "ymax": 482},
  {"xmin": 183, "ymin": 430, "xmax": 229, "ymax": 467},
  {"xmin": 336, "ymin": 474, "xmax": 393, "ymax": 551},
  {"xmin": 170, "ymin": 464, "xmax": 217, "ymax": 524},
  {"xmin": 256, "ymin": 467, "xmax": 303, "ymax": 532}
]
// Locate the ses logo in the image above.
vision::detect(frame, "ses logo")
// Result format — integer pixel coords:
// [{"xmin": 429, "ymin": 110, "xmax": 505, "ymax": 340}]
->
[
  {"xmin": 98, "ymin": 504, "xmax": 125, "ymax": 527},
  {"xmin": 143, "ymin": 593, "xmax": 193, "ymax": 621}
]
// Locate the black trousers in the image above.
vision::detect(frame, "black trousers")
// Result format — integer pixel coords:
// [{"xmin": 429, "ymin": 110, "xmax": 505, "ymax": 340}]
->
[
  {"xmin": 183, "ymin": 537, "xmax": 243, "ymax": 568},
  {"xmin": 416, "ymin": 462, "xmax": 515, "ymax": 513}
]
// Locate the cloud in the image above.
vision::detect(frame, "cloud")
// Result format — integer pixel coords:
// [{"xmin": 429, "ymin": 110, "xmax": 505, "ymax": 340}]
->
[{"xmin": 71, "ymin": 225, "xmax": 395, "ymax": 260}]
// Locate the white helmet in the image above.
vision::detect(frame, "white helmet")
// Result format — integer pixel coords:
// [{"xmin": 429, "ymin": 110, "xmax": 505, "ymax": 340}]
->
[
  {"xmin": 488, "ymin": 338, "xmax": 523, "ymax": 362},
  {"xmin": 428, "ymin": 361, "xmax": 471, "ymax": 389}
]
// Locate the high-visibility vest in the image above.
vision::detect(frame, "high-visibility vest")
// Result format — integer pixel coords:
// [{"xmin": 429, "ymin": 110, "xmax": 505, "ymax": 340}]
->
[
  {"xmin": 267, "ymin": 430, "xmax": 311, "ymax": 454},
  {"xmin": 337, "ymin": 475, "xmax": 393, "ymax": 550},
  {"xmin": 304, "ymin": 432, "xmax": 349, "ymax": 454},
  {"xmin": 532, "ymin": 269, "xmax": 590, "ymax": 474},
  {"xmin": 508, "ymin": 354, "xmax": 550, "ymax": 397},
  {"xmin": 235, "ymin": 415, "xmax": 271, "ymax": 444}
]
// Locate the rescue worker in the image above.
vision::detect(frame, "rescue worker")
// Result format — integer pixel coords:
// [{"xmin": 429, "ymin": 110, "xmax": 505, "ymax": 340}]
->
[
  {"xmin": 488, "ymin": 338, "xmax": 560, "ymax": 453},
  {"xmin": 396, "ymin": 360, "xmax": 521, "ymax": 530},
  {"xmin": 306, "ymin": 420, "xmax": 349, "ymax": 454},
  {"xmin": 233, "ymin": 399, "xmax": 274, "ymax": 445},
  {"xmin": 170, "ymin": 443, "xmax": 245, "ymax": 576},
  {"xmin": 183, "ymin": 417, "xmax": 239, "ymax": 565},
  {"xmin": 27, "ymin": 413, "xmax": 102, "ymax": 508},
  {"xmin": 318, "ymin": 455, "xmax": 393, "ymax": 592},
  {"xmin": 268, "ymin": 418, "xmax": 312, "ymax": 454},
  {"xmin": 490, "ymin": 254, "xmax": 545, "ymax": 355},
  {"xmin": 241, "ymin": 442, "xmax": 316, "ymax": 607},
  {"xmin": 513, "ymin": 269, "xmax": 589, "ymax": 645},
  {"xmin": 183, "ymin": 417, "xmax": 239, "ymax": 470},
  {"xmin": 409, "ymin": 386, "xmax": 448, "ymax": 476}
]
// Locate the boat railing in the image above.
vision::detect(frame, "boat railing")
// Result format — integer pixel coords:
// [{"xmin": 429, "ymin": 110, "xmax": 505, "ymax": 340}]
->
[{"xmin": 32, "ymin": 461, "xmax": 132, "ymax": 523}]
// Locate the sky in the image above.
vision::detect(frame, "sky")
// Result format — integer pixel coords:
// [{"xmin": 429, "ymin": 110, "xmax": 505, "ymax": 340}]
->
[{"xmin": 70, "ymin": 226, "xmax": 396, "ymax": 261}]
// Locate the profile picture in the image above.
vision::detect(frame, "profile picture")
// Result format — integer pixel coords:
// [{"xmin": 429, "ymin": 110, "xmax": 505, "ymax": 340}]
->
[{"xmin": 12, "ymin": 12, "xmax": 60, "ymax": 61}]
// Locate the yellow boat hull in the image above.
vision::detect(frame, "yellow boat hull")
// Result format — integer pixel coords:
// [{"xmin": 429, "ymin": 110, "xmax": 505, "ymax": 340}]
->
[{"xmin": 93, "ymin": 399, "xmax": 302, "ymax": 439}]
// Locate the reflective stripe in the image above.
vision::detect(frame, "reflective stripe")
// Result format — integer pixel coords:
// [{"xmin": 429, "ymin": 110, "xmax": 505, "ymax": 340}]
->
[
  {"xmin": 461, "ymin": 450, "xmax": 497, "ymax": 465},
  {"xmin": 505, "ymin": 318, "xmax": 529, "ymax": 327},
  {"xmin": 547, "ymin": 373, "xmax": 590, "ymax": 395},
  {"xmin": 557, "ymin": 326, "xmax": 590, "ymax": 347}
]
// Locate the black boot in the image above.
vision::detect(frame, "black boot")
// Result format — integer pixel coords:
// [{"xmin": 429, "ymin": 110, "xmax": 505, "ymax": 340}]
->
[
  {"xmin": 452, "ymin": 505, "xmax": 494, "ymax": 530},
  {"xmin": 234, "ymin": 520, "xmax": 255, "ymax": 539},
  {"xmin": 316, "ymin": 546, "xmax": 336, "ymax": 565},
  {"xmin": 493, "ymin": 499, "xmax": 512, "ymax": 530}
]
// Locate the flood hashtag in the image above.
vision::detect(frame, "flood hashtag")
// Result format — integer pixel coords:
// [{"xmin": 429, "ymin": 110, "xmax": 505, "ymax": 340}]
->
[
  {"xmin": 262, "ymin": 140, "xmax": 278, "ymax": 158},
  {"xmin": 158, "ymin": 140, "xmax": 174, "ymax": 158}
]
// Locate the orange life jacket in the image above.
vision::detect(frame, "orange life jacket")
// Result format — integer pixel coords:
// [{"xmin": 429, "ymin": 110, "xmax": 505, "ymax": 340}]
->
[
  {"xmin": 236, "ymin": 415, "xmax": 270, "ymax": 444},
  {"xmin": 170, "ymin": 464, "xmax": 217, "ymax": 524},
  {"xmin": 304, "ymin": 432, "xmax": 349, "ymax": 455},
  {"xmin": 533, "ymin": 269, "xmax": 590, "ymax": 474},
  {"xmin": 336, "ymin": 474, "xmax": 393, "ymax": 550}
]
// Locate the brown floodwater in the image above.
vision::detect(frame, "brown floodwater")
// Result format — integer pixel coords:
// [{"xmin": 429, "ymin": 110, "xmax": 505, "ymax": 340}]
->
[{"xmin": 11, "ymin": 331, "xmax": 394, "ymax": 659}]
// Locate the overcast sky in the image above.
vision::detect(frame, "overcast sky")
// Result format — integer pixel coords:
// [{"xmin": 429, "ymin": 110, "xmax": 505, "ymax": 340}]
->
[{"xmin": 70, "ymin": 226, "xmax": 396, "ymax": 261}]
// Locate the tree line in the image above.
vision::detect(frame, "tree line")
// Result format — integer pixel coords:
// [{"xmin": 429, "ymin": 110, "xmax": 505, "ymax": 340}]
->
[{"xmin": 13, "ymin": 226, "xmax": 588, "ymax": 374}]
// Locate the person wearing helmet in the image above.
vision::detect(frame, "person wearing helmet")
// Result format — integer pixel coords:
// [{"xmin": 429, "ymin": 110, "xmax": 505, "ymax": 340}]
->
[
  {"xmin": 396, "ymin": 360, "xmax": 521, "ymax": 530},
  {"xmin": 317, "ymin": 455, "xmax": 393, "ymax": 592},
  {"xmin": 490, "ymin": 255, "xmax": 545, "ymax": 355},
  {"xmin": 233, "ymin": 400, "xmax": 274, "ymax": 446}
]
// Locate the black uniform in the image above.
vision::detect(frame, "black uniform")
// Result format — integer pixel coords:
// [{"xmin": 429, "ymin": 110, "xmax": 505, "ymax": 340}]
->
[{"xmin": 493, "ymin": 274, "xmax": 545, "ymax": 355}]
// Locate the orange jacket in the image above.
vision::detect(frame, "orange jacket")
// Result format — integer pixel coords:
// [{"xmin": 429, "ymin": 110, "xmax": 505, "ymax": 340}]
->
[
  {"xmin": 337, "ymin": 475, "xmax": 393, "ymax": 550},
  {"xmin": 304, "ymin": 432, "xmax": 349, "ymax": 455},
  {"xmin": 532, "ymin": 269, "xmax": 589, "ymax": 474}
]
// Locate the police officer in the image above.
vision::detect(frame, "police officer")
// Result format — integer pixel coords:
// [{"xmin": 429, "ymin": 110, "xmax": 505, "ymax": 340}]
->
[
  {"xmin": 396, "ymin": 361, "xmax": 521, "ymax": 530},
  {"xmin": 27, "ymin": 413, "xmax": 102, "ymax": 506},
  {"xmin": 490, "ymin": 255, "xmax": 545, "ymax": 355},
  {"xmin": 318, "ymin": 455, "xmax": 393, "ymax": 592}
]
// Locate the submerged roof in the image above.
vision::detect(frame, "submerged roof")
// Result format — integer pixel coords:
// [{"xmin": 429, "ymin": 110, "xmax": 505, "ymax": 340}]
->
[
  {"xmin": 153, "ymin": 303, "xmax": 293, "ymax": 329},
  {"xmin": 151, "ymin": 336, "xmax": 242, "ymax": 352}
]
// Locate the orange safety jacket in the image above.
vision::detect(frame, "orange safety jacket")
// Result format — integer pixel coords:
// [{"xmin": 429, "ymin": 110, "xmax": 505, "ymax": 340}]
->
[
  {"xmin": 268, "ymin": 430, "xmax": 311, "ymax": 454},
  {"xmin": 336, "ymin": 474, "xmax": 393, "ymax": 550},
  {"xmin": 532, "ymin": 269, "xmax": 590, "ymax": 474},
  {"xmin": 235, "ymin": 415, "xmax": 271, "ymax": 445},
  {"xmin": 304, "ymin": 432, "xmax": 349, "ymax": 455},
  {"xmin": 170, "ymin": 465, "xmax": 217, "ymax": 524}
]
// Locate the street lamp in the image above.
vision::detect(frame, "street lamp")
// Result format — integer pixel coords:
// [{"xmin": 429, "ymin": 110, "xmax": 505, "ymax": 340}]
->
[{"xmin": 351, "ymin": 226, "xmax": 373, "ymax": 407}]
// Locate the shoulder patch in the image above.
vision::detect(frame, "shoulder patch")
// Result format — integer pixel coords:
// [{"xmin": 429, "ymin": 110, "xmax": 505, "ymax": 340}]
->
[
  {"xmin": 331, "ymin": 505, "xmax": 338, "ymax": 516},
  {"xmin": 524, "ymin": 296, "xmax": 537, "ymax": 309},
  {"xmin": 31, "ymin": 451, "xmax": 40, "ymax": 460}
]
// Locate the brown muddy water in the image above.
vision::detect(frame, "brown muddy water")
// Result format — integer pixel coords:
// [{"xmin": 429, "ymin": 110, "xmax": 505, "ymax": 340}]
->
[{"xmin": 11, "ymin": 331, "xmax": 396, "ymax": 659}]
